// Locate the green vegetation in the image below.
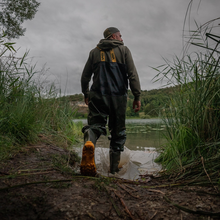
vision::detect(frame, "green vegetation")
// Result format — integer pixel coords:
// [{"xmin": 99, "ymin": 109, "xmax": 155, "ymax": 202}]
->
[
  {"xmin": 0, "ymin": 33, "xmax": 82, "ymax": 160},
  {"xmin": 59, "ymin": 93, "xmax": 84, "ymax": 102},
  {"xmin": 127, "ymin": 88, "xmax": 177, "ymax": 118},
  {"xmin": 154, "ymin": 15, "xmax": 220, "ymax": 184},
  {"xmin": 67, "ymin": 87, "xmax": 177, "ymax": 119}
]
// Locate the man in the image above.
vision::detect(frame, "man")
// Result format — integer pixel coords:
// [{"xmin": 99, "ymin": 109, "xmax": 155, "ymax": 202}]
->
[{"xmin": 80, "ymin": 27, "xmax": 141, "ymax": 176}]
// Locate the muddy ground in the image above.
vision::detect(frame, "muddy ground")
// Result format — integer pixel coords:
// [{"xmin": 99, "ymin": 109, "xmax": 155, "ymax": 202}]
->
[{"xmin": 0, "ymin": 143, "xmax": 220, "ymax": 220}]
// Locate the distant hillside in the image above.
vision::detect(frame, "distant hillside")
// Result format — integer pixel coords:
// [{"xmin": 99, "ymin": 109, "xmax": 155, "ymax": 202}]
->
[
  {"xmin": 60, "ymin": 86, "xmax": 179, "ymax": 118},
  {"xmin": 59, "ymin": 93, "xmax": 84, "ymax": 103}
]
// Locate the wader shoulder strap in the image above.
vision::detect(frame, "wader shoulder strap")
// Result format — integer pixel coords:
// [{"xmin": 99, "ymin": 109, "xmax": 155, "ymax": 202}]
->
[
  {"xmin": 110, "ymin": 49, "xmax": 116, "ymax": 62},
  {"xmin": 97, "ymin": 47, "xmax": 116, "ymax": 62},
  {"xmin": 100, "ymin": 51, "xmax": 105, "ymax": 62}
]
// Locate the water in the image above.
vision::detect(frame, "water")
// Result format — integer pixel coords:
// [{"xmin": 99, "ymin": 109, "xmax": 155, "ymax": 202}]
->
[
  {"xmin": 73, "ymin": 118, "xmax": 166, "ymax": 150},
  {"xmin": 73, "ymin": 118, "xmax": 165, "ymax": 179},
  {"xmin": 125, "ymin": 119, "xmax": 166, "ymax": 150}
]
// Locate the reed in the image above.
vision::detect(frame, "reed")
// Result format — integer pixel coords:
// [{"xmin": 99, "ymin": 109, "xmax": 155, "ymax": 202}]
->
[
  {"xmin": 0, "ymin": 33, "xmax": 82, "ymax": 159},
  {"xmin": 154, "ymin": 14, "xmax": 220, "ymax": 183}
]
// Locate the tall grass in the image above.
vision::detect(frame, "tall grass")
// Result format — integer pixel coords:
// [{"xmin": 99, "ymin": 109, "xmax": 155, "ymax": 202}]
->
[
  {"xmin": 0, "ymin": 33, "xmax": 82, "ymax": 159},
  {"xmin": 154, "ymin": 15, "xmax": 220, "ymax": 183}
]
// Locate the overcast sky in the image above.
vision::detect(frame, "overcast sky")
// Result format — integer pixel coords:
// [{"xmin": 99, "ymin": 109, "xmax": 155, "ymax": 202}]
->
[{"xmin": 15, "ymin": 0, "xmax": 220, "ymax": 95}]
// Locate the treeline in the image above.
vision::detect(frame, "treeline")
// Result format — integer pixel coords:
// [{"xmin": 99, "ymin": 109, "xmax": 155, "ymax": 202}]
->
[
  {"xmin": 64, "ymin": 86, "xmax": 179, "ymax": 118},
  {"xmin": 127, "ymin": 86, "xmax": 178, "ymax": 117},
  {"xmin": 59, "ymin": 93, "xmax": 84, "ymax": 103}
]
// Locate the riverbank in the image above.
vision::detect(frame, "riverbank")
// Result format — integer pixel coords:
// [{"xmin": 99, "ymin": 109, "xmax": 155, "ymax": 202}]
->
[{"xmin": 1, "ymin": 141, "xmax": 220, "ymax": 220}]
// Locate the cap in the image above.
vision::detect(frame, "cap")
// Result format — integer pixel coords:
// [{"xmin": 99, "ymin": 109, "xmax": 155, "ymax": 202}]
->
[{"xmin": 103, "ymin": 27, "xmax": 120, "ymax": 39}]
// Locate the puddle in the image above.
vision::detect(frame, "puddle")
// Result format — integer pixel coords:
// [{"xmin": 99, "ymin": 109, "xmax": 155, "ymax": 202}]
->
[{"xmin": 74, "ymin": 135, "xmax": 161, "ymax": 180}]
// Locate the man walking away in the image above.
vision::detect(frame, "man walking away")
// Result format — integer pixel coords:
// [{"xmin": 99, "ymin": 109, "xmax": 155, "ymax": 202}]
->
[{"xmin": 80, "ymin": 27, "xmax": 141, "ymax": 176}]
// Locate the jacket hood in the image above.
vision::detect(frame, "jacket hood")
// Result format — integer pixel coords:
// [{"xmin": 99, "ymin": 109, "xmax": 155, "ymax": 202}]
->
[{"xmin": 97, "ymin": 39, "xmax": 124, "ymax": 50}]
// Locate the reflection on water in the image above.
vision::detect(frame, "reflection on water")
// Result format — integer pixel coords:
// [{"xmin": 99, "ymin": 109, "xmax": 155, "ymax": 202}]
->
[
  {"xmin": 73, "ymin": 118, "xmax": 165, "ymax": 179},
  {"xmin": 96, "ymin": 132, "xmax": 166, "ymax": 151},
  {"xmin": 73, "ymin": 118, "xmax": 163, "ymax": 125},
  {"xmin": 126, "ymin": 132, "xmax": 166, "ymax": 150},
  {"xmin": 125, "ymin": 119, "xmax": 166, "ymax": 150}
]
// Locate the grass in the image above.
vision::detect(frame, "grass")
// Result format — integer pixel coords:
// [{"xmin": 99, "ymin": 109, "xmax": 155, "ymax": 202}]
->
[
  {"xmin": 52, "ymin": 152, "xmax": 81, "ymax": 175},
  {"xmin": 0, "ymin": 33, "xmax": 83, "ymax": 160},
  {"xmin": 153, "ymin": 9, "xmax": 220, "ymax": 184}
]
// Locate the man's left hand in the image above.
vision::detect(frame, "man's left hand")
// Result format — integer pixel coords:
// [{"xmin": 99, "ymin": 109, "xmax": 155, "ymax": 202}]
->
[{"xmin": 133, "ymin": 100, "xmax": 141, "ymax": 112}]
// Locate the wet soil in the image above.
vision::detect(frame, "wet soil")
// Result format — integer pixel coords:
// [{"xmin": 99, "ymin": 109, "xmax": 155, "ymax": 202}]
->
[{"xmin": 0, "ymin": 143, "xmax": 220, "ymax": 220}]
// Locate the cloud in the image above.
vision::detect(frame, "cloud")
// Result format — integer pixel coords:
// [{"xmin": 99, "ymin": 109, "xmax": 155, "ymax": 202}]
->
[{"xmin": 15, "ymin": 0, "xmax": 220, "ymax": 95}]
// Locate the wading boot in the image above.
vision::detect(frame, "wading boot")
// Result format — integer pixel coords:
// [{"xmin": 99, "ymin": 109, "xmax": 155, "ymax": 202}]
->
[
  {"xmin": 109, "ymin": 149, "xmax": 121, "ymax": 174},
  {"xmin": 80, "ymin": 141, "xmax": 96, "ymax": 176}
]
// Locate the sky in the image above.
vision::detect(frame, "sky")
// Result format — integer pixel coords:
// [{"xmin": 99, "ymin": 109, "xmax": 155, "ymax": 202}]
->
[{"xmin": 15, "ymin": 0, "xmax": 220, "ymax": 95}]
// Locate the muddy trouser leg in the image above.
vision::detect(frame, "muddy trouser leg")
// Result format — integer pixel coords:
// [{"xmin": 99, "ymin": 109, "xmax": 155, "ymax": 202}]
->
[
  {"xmin": 80, "ymin": 93, "xmax": 108, "ymax": 176},
  {"xmin": 82, "ymin": 125, "xmax": 105, "ymax": 146},
  {"xmin": 80, "ymin": 125, "xmax": 106, "ymax": 176},
  {"xmin": 82, "ymin": 91, "xmax": 109, "ymax": 145},
  {"xmin": 109, "ymin": 96, "xmax": 127, "ymax": 174}
]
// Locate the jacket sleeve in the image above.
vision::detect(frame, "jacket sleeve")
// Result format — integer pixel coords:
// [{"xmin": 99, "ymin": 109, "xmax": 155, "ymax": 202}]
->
[
  {"xmin": 81, "ymin": 52, "xmax": 93, "ymax": 98},
  {"xmin": 125, "ymin": 47, "xmax": 141, "ymax": 101}
]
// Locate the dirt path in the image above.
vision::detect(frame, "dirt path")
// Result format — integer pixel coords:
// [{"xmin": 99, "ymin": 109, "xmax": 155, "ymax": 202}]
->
[{"xmin": 0, "ymin": 143, "xmax": 220, "ymax": 220}]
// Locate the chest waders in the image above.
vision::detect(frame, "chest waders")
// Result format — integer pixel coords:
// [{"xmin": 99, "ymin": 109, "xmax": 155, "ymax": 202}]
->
[{"xmin": 80, "ymin": 48, "xmax": 128, "ymax": 176}]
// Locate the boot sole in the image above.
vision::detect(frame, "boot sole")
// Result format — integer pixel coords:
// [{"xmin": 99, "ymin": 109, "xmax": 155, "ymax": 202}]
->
[{"xmin": 80, "ymin": 141, "xmax": 96, "ymax": 176}]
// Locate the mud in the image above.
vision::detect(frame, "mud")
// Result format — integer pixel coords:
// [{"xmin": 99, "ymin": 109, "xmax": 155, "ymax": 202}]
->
[{"xmin": 0, "ymin": 143, "xmax": 220, "ymax": 220}]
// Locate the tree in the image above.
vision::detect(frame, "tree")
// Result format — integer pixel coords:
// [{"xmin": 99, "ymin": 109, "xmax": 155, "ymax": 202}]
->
[
  {"xmin": 0, "ymin": 0, "xmax": 40, "ymax": 39},
  {"xmin": 144, "ymin": 103, "xmax": 157, "ymax": 116}
]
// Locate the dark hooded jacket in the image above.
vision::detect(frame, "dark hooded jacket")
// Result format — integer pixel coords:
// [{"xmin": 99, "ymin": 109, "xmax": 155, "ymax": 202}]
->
[{"xmin": 81, "ymin": 39, "xmax": 141, "ymax": 101}]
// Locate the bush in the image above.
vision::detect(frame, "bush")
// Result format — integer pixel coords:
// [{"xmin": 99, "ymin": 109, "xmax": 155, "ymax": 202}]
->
[{"xmin": 140, "ymin": 114, "xmax": 151, "ymax": 119}]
